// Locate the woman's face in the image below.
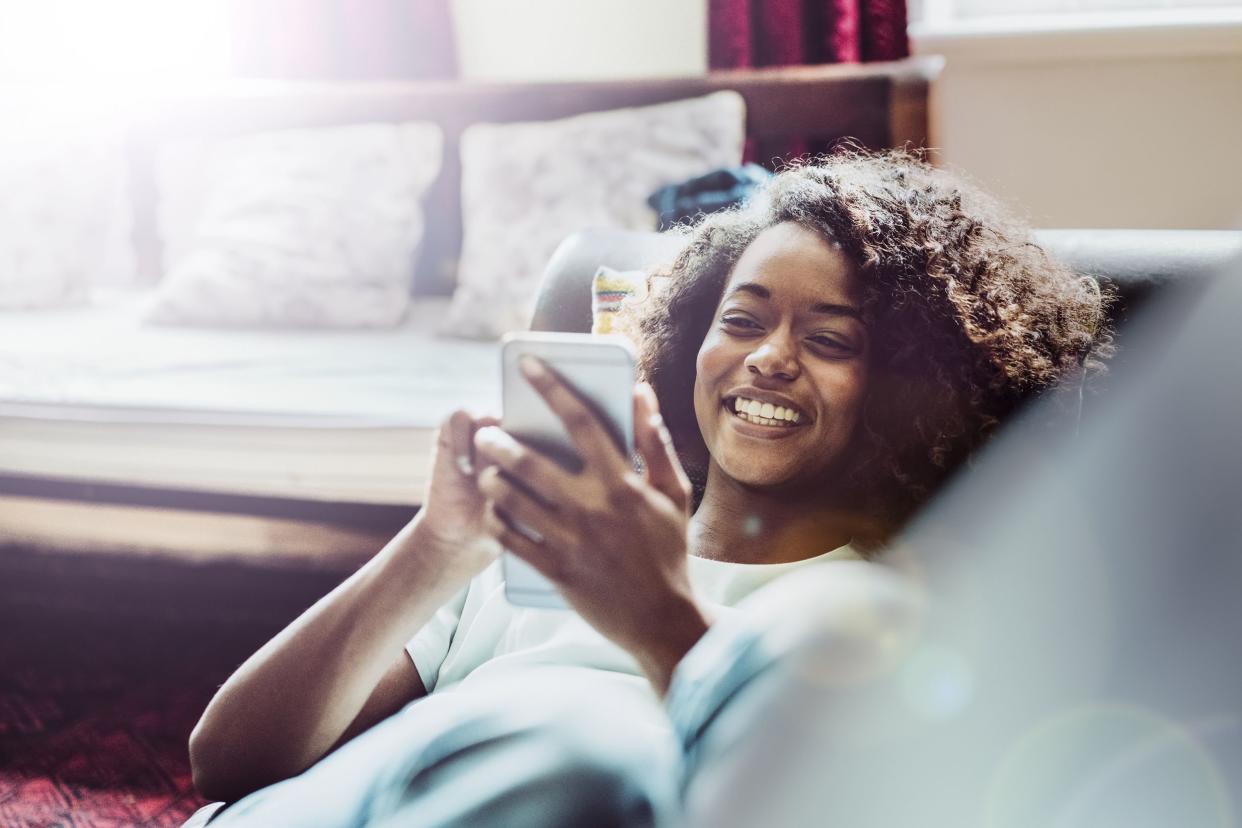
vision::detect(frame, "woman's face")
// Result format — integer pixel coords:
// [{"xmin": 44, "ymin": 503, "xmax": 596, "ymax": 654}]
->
[{"xmin": 693, "ymin": 221, "xmax": 870, "ymax": 490}]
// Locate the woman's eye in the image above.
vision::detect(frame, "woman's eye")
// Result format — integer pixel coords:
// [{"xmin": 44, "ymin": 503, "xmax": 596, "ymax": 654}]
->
[
  {"xmin": 809, "ymin": 335, "xmax": 853, "ymax": 353},
  {"xmin": 721, "ymin": 315, "xmax": 761, "ymax": 332}
]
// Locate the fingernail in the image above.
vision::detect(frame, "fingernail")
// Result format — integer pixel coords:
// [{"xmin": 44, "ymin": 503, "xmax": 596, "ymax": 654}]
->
[
  {"xmin": 456, "ymin": 454, "xmax": 474, "ymax": 476},
  {"xmin": 475, "ymin": 426, "xmax": 515, "ymax": 457},
  {"xmin": 519, "ymin": 355, "xmax": 545, "ymax": 379}
]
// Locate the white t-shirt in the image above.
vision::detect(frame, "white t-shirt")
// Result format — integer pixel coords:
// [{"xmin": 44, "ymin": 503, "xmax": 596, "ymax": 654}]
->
[{"xmin": 405, "ymin": 544, "xmax": 862, "ymax": 732}]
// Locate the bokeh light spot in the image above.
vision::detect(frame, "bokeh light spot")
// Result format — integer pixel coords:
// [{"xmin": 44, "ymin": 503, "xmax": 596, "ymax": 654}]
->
[
  {"xmin": 898, "ymin": 644, "xmax": 975, "ymax": 720},
  {"xmin": 985, "ymin": 705, "xmax": 1233, "ymax": 828},
  {"xmin": 742, "ymin": 514, "xmax": 763, "ymax": 536}
]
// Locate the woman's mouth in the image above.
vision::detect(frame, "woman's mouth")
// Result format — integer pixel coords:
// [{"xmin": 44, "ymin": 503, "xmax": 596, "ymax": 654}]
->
[{"xmin": 725, "ymin": 396, "xmax": 804, "ymax": 428}]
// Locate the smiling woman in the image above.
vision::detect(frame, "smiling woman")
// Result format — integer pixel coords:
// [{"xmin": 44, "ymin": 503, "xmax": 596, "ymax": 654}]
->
[
  {"xmin": 640, "ymin": 150, "xmax": 1113, "ymax": 549},
  {"xmin": 184, "ymin": 150, "xmax": 1113, "ymax": 828}
]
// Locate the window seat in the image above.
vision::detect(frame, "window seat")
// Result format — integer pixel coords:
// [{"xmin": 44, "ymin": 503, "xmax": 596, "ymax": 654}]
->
[{"xmin": 0, "ymin": 293, "xmax": 498, "ymax": 561}]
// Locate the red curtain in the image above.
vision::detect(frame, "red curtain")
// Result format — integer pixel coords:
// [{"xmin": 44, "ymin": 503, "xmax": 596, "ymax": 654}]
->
[
  {"xmin": 227, "ymin": 0, "xmax": 457, "ymax": 80},
  {"xmin": 709, "ymin": 0, "xmax": 908, "ymax": 162},
  {"xmin": 709, "ymin": 0, "xmax": 908, "ymax": 69}
]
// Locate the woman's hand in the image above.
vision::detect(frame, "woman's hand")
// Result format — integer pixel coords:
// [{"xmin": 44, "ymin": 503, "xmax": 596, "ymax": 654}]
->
[
  {"xmin": 410, "ymin": 409, "xmax": 503, "ymax": 584},
  {"xmin": 473, "ymin": 357, "xmax": 711, "ymax": 693}
]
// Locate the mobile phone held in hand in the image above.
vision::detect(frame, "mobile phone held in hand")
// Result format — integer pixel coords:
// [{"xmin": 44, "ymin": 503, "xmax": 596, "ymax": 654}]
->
[{"xmin": 500, "ymin": 332, "xmax": 636, "ymax": 609}]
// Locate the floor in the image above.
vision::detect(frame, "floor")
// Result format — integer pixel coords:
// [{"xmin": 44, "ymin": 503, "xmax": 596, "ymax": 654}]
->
[{"xmin": 0, "ymin": 543, "xmax": 349, "ymax": 828}]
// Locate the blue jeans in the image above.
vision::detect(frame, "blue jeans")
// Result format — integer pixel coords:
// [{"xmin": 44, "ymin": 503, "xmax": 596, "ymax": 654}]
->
[{"xmin": 196, "ymin": 563, "xmax": 911, "ymax": 828}]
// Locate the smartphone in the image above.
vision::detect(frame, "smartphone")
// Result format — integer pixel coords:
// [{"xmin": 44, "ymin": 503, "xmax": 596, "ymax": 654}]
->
[{"xmin": 499, "ymin": 332, "xmax": 636, "ymax": 609}]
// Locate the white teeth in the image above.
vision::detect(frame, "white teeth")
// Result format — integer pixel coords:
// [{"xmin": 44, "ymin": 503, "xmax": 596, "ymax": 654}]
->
[
  {"xmin": 729, "ymin": 396, "xmax": 804, "ymax": 427},
  {"xmin": 738, "ymin": 412, "xmax": 781, "ymax": 426}
]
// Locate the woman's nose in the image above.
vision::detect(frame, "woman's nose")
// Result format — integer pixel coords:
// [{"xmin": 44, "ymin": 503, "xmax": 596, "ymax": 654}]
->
[{"xmin": 744, "ymin": 336, "xmax": 800, "ymax": 381}]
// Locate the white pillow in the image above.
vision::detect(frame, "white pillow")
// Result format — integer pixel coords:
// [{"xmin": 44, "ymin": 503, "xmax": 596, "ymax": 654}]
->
[
  {"xmin": 145, "ymin": 122, "xmax": 443, "ymax": 328},
  {"xmin": 0, "ymin": 132, "xmax": 132, "ymax": 308},
  {"xmin": 445, "ymin": 91, "xmax": 745, "ymax": 339}
]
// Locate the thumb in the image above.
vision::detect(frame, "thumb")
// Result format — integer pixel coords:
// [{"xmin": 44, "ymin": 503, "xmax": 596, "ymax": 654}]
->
[
  {"xmin": 442, "ymin": 410, "xmax": 501, "ymax": 478},
  {"xmin": 634, "ymin": 383, "xmax": 692, "ymax": 514}
]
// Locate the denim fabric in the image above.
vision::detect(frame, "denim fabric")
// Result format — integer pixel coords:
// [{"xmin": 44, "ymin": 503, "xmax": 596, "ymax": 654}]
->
[
  {"xmin": 664, "ymin": 612, "xmax": 774, "ymax": 784},
  {"xmin": 196, "ymin": 563, "xmax": 911, "ymax": 827},
  {"xmin": 194, "ymin": 628, "xmax": 796, "ymax": 828},
  {"xmin": 204, "ymin": 671, "xmax": 681, "ymax": 828}
]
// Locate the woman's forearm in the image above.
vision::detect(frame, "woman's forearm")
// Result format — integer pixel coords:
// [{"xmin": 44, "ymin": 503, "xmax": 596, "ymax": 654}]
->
[
  {"xmin": 188, "ymin": 515, "xmax": 466, "ymax": 802},
  {"xmin": 633, "ymin": 594, "xmax": 714, "ymax": 697}
]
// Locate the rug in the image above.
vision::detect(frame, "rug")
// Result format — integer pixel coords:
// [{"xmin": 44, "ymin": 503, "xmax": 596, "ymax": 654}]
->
[{"xmin": 0, "ymin": 544, "xmax": 348, "ymax": 828}]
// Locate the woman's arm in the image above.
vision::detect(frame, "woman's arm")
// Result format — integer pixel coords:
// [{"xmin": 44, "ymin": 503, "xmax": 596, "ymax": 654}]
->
[
  {"xmin": 189, "ymin": 412, "xmax": 500, "ymax": 804},
  {"xmin": 189, "ymin": 518, "xmax": 448, "ymax": 802}
]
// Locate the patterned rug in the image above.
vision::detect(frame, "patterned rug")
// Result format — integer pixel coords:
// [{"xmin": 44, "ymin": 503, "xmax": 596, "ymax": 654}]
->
[{"xmin": 0, "ymin": 545, "xmax": 348, "ymax": 828}]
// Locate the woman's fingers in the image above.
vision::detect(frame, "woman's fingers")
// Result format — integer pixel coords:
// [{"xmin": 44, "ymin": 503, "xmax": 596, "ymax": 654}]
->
[
  {"xmin": 473, "ymin": 425, "xmax": 574, "ymax": 504},
  {"xmin": 518, "ymin": 356, "xmax": 629, "ymax": 477},
  {"xmin": 444, "ymin": 410, "xmax": 477, "ymax": 477},
  {"xmin": 444, "ymin": 411, "xmax": 502, "ymax": 478},
  {"xmin": 483, "ymin": 503, "xmax": 565, "ymax": 583},
  {"xmin": 633, "ymin": 383, "xmax": 693, "ymax": 515},
  {"xmin": 476, "ymin": 465, "xmax": 575, "ymax": 551}
]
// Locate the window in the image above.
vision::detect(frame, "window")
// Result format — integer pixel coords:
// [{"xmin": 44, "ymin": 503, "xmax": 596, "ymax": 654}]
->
[
  {"xmin": 909, "ymin": 0, "xmax": 1242, "ymax": 59},
  {"xmin": 911, "ymin": 0, "xmax": 1242, "ymax": 28}
]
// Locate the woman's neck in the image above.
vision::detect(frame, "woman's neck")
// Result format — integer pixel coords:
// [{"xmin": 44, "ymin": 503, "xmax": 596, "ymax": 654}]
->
[{"xmin": 687, "ymin": 463, "xmax": 855, "ymax": 565}]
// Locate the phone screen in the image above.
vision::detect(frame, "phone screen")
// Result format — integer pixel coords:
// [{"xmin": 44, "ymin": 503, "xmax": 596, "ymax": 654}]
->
[{"xmin": 500, "ymin": 333, "xmax": 635, "ymax": 609}]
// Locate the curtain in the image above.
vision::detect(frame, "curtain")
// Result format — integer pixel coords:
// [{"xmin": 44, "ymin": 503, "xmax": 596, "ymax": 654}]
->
[
  {"xmin": 709, "ymin": 0, "xmax": 908, "ymax": 69},
  {"xmin": 227, "ymin": 0, "xmax": 457, "ymax": 80},
  {"xmin": 709, "ymin": 0, "xmax": 909, "ymax": 162}
]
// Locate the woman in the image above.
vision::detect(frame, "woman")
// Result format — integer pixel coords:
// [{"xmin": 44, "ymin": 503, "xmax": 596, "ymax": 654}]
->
[{"xmin": 187, "ymin": 152, "xmax": 1109, "ymax": 826}]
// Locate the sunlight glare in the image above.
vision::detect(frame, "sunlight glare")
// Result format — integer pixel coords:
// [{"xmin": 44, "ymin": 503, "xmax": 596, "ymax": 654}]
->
[{"xmin": 0, "ymin": 1, "xmax": 230, "ymax": 90}]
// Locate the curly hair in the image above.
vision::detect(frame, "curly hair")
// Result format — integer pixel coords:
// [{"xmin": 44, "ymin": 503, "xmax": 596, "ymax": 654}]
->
[{"xmin": 637, "ymin": 150, "xmax": 1112, "ymax": 544}]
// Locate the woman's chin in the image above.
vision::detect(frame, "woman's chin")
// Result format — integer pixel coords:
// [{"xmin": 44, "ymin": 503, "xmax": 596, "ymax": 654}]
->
[
  {"xmin": 714, "ymin": 458, "xmax": 804, "ymax": 491},
  {"xmin": 709, "ymin": 440, "xmax": 847, "ymax": 494}
]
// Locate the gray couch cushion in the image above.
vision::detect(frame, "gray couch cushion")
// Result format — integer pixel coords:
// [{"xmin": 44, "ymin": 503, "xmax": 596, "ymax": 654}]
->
[{"xmin": 1032, "ymin": 228, "xmax": 1242, "ymax": 327}]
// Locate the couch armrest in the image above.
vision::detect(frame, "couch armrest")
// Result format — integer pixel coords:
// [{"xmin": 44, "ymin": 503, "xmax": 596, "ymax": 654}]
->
[
  {"xmin": 530, "ymin": 228, "xmax": 689, "ymax": 334},
  {"xmin": 1033, "ymin": 229, "xmax": 1242, "ymax": 326}
]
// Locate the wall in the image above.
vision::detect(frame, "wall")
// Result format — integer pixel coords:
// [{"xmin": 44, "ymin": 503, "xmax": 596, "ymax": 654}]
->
[
  {"xmin": 449, "ymin": 4, "xmax": 1241, "ymax": 229},
  {"xmin": 452, "ymin": 0, "xmax": 707, "ymax": 81},
  {"xmin": 913, "ymin": 19, "xmax": 1242, "ymax": 229}
]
